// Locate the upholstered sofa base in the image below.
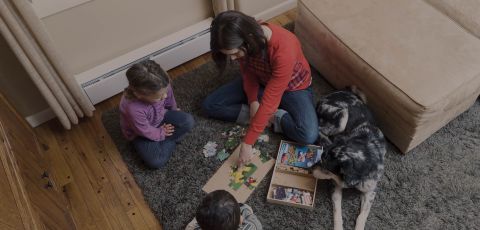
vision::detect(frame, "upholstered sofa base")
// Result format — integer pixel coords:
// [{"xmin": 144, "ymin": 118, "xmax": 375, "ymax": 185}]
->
[{"xmin": 295, "ymin": 0, "xmax": 480, "ymax": 153}]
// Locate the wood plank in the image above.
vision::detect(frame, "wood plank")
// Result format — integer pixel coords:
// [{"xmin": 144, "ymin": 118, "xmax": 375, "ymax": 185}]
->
[
  {"xmin": 267, "ymin": 17, "xmax": 282, "ymax": 26},
  {"xmin": 62, "ymin": 182, "xmax": 99, "ymax": 230},
  {"xmin": 286, "ymin": 8, "xmax": 297, "ymax": 21},
  {"xmin": 34, "ymin": 124, "xmax": 74, "ymax": 187},
  {"xmin": 0, "ymin": 160, "xmax": 24, "ymax": 229},
  {"xmin": 198, "ymin": 53, "xmax": 212, "ymax": 65},
  {"xmin": 100, "ymin": 131, "xmax": 162, "ymax": 229},
  {"xmin": 182, "ymin": 58, "xmax": 202, "ymax": 72},
  {"xmin": 77, "ymin": 104, "xmax": 158, "ymax": 229},
  {"xmin": 0, "ymin": 93, "xmax": 47, "ymax": 230},
  {"xmin": 0, "ymin": 221, "xmax": 20, "ymax": 230},
  {"xmin": 94, "ymin": 181, "xmax": 136, "ymax": 230},
  {"xmin": 86, "ymin": 109, "xmax": 131, "ymax": 177},
  {"xmin": 24, "ymin": 175, "xmax": 77, "ymax": 230},
  {"xmin": 66, "ymin": 124, "xmax": 110, "ymax": 193},
  {"xmin": 53, "ymin": 127, "xmax": 114, "ymax": 230},
  {"xmin": 274, "ymin": 14, "xmax": 291, "ymax": 26},
  {"xmin": 69, "ymin": 123, "xmax": 136, "ymax": 230},
  {"xmin": 126, "ymin": 206, "xmax": 152, "ymax": 230},
  {"xmin": 168, "ymin": 65, "xmax": 188, "ymax": 78},
  {"xmin": 120, "ymin": 172, "xmax": 162, "ymax": 230},
  {"xmin": 91, "ymin": 142, "xmax": 135, "ymax": 212},
  {"xmin": 92, "ymin": 118, "xmax": 161, "ymax": 229}
]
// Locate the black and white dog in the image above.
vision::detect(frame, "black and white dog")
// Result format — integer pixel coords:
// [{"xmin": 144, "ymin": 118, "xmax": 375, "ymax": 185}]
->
[{"xmin": 313, "ymin": 87, "xmax": 386, "ymax": 230}]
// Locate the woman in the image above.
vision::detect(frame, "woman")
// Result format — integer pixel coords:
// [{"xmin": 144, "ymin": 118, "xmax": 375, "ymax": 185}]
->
[{"xmin": 202, "ymin": 10, "xmax": 318, "ymax": 167}]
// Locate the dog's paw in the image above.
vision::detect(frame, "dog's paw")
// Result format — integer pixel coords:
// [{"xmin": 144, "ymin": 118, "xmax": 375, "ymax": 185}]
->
[
  {"xmin": 312, "ymin": 167, "xmax": 322, "ymax": 178},
  {"xmin": 312, "ymin": 167, "xmax": 331, "ymax": 180}
]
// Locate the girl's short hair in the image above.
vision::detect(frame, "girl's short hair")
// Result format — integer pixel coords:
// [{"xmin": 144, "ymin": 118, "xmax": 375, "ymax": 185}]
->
[
  {"xmin": 124, "ymin": 60, "xmax": 170, "ymax": 98},
  {"xmin": 210, "ymin": 10, "xmax": 267, "ymax": 74},
  {"xmin": 196, "ymin": 190, "xmax": 240, "ymax": 230}
]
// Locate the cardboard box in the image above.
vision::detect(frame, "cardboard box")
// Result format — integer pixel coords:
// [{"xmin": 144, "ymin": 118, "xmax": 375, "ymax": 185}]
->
[{"xmin": 266, "ymin": 140, "xmax": 322, "ymax": 209}]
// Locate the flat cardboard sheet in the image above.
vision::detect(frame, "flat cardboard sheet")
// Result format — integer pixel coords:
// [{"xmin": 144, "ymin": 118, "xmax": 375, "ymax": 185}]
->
[{"xmin": 202, "ymin": 146, "xmax": 275, "ymax": 203}]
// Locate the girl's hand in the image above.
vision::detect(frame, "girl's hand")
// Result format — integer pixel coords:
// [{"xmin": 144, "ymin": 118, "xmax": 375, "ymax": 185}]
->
[
  {"xmin": 237, "ymin": 142, "xmax": 253, "ymax": 168},
  {"xmin": 249, "ymin": 101, "xmax": 260, "ymax": 119},
  {"xmin": 162, "ymin": 124, "xmax": 175, "ymax": 136}
]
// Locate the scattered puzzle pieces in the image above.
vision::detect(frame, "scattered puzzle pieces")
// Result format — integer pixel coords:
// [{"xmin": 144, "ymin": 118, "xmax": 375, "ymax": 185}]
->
[
  {"xmin": 254, "ymin": 141, "xmax": 271, "ymax": 163},
  {"xmin": 258, "ymin": 134, "xmax": 269, "ymax": 143},
  {"xmin": 225, "ymin": 137, "xmax": 239, "ymax": 151},
  {"xmin": 206, "ymin": 126, "xmax": 246, "ymax": 160},
  {"xmin": 205, "ymin": 127, "xmax": 271, "ymax": 191},
  {"xmin": 203, "ymin": 141, "xmax": 218, "ymax": 157},
  {"xmin": 222, "ymin": 125, "xmax": 245, "ymax": 138},
  {"xmin": 216, "ymin": 149, "xmax": 230, "ymax": 161},
  {"xmin": 259, "ymin": 151, "xmax": 270, "ymax": 163}
]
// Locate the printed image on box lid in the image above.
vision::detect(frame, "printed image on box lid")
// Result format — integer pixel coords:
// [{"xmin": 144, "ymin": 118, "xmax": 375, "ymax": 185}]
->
[{"xmin": 277, "ymin": 141, "xmax": 323, "ymax": 169}]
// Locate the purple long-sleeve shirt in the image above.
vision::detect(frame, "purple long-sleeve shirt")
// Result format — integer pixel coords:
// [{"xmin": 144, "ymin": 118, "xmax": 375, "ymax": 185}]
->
[{"xmin": 119, "ymin": 85, "xmax": 177, "ymax": 141}]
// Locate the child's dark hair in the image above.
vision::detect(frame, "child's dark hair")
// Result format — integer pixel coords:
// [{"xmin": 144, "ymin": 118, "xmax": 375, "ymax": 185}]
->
[
  {"xmin": 124, "ymin": 60, "xmax": 170, "ymax": 98},
  {"xmin": 210, "ymin": 10, "xmax": 267, "ymax": 74},
  {"xmin": 196, "ymin": 190, "xmax": 240, "ymax": 230}
]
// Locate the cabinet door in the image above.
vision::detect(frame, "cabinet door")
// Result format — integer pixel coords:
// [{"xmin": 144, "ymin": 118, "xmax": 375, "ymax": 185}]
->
[{"xmin": 0, "ymin": 93, "xmax": 76, "ymax": 230}]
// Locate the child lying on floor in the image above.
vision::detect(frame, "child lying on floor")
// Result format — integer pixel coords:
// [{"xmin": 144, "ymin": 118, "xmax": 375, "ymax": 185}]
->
[{"xmin": 186, "ymin": 190, "xmax": 262, "ymax": 230}]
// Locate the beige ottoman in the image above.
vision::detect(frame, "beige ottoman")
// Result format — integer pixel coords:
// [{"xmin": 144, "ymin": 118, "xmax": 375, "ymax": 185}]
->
[{"xmin": 295, "ymin": 0, "xmax": 480, "ymax": 153}]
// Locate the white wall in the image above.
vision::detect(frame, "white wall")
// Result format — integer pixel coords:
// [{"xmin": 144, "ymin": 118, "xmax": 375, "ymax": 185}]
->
[{"xmin": 42, "ymin": 0, "xmax": 213, "ymax": 75}]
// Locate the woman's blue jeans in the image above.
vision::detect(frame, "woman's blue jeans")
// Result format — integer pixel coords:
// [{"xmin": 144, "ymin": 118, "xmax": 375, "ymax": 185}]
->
[{"xmin": 202, "ymin": 77, "xmax": 318, "ymax": 144}]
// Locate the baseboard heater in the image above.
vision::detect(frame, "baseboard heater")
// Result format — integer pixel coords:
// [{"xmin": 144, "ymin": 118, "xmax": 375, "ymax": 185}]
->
[{"xmin": 75, "ymin": 18, "xmax": 213, "ymax": 105}]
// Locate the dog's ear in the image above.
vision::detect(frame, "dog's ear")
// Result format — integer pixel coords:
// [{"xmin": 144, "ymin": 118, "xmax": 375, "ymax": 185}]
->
[
  {"xmin": 316, "ymin": 104, "xmax": 349, "ymax": 136},
  {"xmin": 334, "ymin": 108, "xmax": 349, "ymax": 134},
  {"xmin": 330, "ymin": 146, "xmax": 364, "ymax": 187}
]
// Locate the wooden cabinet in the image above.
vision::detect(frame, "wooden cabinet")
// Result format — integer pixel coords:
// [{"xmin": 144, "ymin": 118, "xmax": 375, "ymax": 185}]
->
[{"xmin": 0, "ymin": 93, "xmax": 76, "ymax": 230}]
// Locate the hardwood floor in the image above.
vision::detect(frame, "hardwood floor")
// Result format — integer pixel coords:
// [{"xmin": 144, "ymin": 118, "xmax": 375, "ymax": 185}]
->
[{"xmin": 33, "ymin": 9, "xmax": 296, "ymax": 229}]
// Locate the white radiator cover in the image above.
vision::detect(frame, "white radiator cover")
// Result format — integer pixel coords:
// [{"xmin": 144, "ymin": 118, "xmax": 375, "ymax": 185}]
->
[{"xmin": 75, "ymin": 18, "xmax": 213, "ymax": 105}]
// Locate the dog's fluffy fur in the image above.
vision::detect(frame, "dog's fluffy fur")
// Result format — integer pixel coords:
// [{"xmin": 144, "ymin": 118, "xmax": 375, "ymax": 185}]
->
[{"xmin": 313, "ymin": 87, "xmax": 386, "ymax": 230}]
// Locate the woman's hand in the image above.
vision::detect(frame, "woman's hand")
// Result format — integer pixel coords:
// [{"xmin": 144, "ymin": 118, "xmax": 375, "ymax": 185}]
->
[
  {"xmin": 161, "ymin": 123, "xmax": 175, "ymax": 136},
  {"xmin": 249, "ymin": 101, "xmax": 260, "ymax": 119},
  {"xmin": 237, "ymin": 142, "xmax": 253, "ymax": 168}
]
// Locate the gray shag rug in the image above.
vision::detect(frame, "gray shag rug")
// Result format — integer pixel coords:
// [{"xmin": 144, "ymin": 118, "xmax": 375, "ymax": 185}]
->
[
  {"xmin": 102, "ymin": 22, "xmax": 479, "ymax": 229},
  {"xmin": 102, "ymin": 60, "xmax": 480, "ymax": 229}
]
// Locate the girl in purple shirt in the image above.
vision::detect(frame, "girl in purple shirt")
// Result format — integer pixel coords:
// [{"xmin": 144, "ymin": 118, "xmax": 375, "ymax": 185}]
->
[{"xmin": 119, "ymin": 60, "xmax": 194, "ymax": 169}]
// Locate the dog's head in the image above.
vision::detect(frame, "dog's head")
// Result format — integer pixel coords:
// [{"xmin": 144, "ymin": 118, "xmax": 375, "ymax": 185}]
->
[
  {"xmin": 316, "ymin": 103, "xmax": 349, "ymax": 136},
  {"xmin": 316, "ymin": 141, "xmax": 384, "ymax": 187},
  {"xmin": 320, "ymin": 145, "xmax": 361, "ymax": 187}
]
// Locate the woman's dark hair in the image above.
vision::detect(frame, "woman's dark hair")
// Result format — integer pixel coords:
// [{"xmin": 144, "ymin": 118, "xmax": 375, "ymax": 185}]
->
[
  {"xmin": 210, "ymin": 10, "xmax": 267, "ymax": 74},
  {"xmin": 196, "ymin": 190, "xmax": 240, "ymax": 230},
  {"xmin": 124, "ymin": 60, "xmax": 170, "ymax": 98}
]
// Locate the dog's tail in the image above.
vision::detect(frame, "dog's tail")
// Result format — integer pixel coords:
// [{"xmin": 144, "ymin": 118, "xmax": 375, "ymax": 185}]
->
[{"xmin": 348, "ymin": 85, "xmax": 367, "ymax": 103}]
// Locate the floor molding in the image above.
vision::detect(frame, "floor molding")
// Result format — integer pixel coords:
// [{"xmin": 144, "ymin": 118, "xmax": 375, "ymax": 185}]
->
[{"xmin": 25, "ymin": 108, "xmax": 55, "ymax": 127}]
